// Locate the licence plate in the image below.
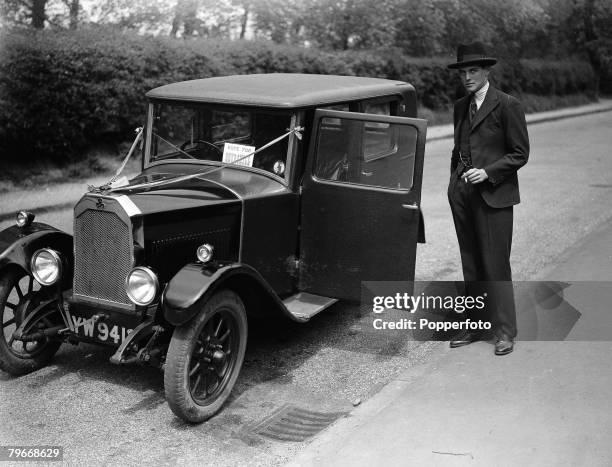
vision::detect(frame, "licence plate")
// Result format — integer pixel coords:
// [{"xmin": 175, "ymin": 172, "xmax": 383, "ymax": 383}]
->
[{"xmin": 66, "ymin": 312, "xmax": 133, "ymax": 346}]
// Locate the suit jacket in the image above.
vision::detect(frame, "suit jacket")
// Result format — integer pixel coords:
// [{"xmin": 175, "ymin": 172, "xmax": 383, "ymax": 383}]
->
[{"xmin": 450, "ymin": 85, "xmax": 529, "ymax": 208}]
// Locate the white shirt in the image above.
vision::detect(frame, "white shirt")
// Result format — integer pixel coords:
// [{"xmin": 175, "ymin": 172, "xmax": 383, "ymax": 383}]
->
[{"xmin": 473, "ymin": 80, "xmax": 489, "ymax": 110}]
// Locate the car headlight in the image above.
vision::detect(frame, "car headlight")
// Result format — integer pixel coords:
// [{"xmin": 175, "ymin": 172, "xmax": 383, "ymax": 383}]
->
[
  {"xmin": 125, "ymin": 267, "xmax": 159, "ymax": 306},
  {"xmin": 31, "ymin": 248, "xmax": 62, "ymax": 286},
  {"xmin": 196, "ymin": 244, "xmax": 214, "ymax": 263},
  {"xmin": 16, "ymin": 211, "xmax": 35, "ymax": 228}
]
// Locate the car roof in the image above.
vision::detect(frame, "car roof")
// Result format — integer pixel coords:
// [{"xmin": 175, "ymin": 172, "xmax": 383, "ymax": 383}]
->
[{"xmin": 146, "ymin": 73, "xmax": 414, "ymax": 108}]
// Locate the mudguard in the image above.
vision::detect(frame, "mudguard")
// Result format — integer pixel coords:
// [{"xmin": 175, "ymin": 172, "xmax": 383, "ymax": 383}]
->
[
  {"xmin": 162, "ymin": 262, "xmax": 296, "ymax": 326},
  {"xmin": 0, "ymin": 223, "xmax": 73, "ymax": 286}
]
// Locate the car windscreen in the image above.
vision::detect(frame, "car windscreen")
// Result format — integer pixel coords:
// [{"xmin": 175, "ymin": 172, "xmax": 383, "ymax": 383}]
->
[{"xmin": 148, "ymin": 102, "xmax": 294, "ymax": 178}]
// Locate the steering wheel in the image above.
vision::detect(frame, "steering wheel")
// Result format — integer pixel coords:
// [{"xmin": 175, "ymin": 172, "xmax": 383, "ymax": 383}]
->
[{"xmin": 179, "ymin": 140, "xmax": 223, "ymax": 160}]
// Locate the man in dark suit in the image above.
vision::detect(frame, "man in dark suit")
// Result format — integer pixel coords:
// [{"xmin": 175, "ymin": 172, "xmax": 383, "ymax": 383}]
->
[{"xmin": 447, "ymin": 42, "xmax": 529, "ymax": 355}]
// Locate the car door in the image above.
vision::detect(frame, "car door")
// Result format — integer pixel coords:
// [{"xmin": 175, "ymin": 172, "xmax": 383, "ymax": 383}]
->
[{"xmin": 299, "ymin": 109, "xmax": 426, "ymax": 301}]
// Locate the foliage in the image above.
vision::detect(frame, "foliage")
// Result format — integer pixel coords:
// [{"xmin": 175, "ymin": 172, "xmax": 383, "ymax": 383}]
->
[
  {"xmin": 0, "ymin": 28, "xmax": 598, "ymax": 163},
  {"xmin": 250, "ymin": 0, "xmax": 304, "ymax": 43},
  {"xmin": 86, "ymin": 0, "xmax": 174, "ymax": 34},
  {"xmin": 2, "ymin": 0, "xmax": 611, "ymax": 90},
  {"xmin": 0, "ymin": 28, "xmax": 228, "ymax": 162},
  {"xmin": 393, "ymin": 0, "xmax": 447, "ymax": 56},
  {"xmin": 432, "ymin": 0, "xmax": 550, "ymax": 57},
  {"xmin": 298, "ymin": 0, "xmax": 397, "ymax": 50}
]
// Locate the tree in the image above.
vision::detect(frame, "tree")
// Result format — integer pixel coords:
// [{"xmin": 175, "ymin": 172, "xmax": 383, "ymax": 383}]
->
[
  {"xmin": 576, "ymin": 0, "xmax": 612, "ymax": 92},
  {"xmin": 45, "ymin": 0, "xmax": 81, "ymax": 28},
  {"xmin": 300, "ymin": 0, "xmax": 397, "ymax": 50},
  {"xmin": 170, "ymin": 0, "xmax": 197, "ymax": 37},
  {"xmin": 229, "ymin": 0, "xmax": 251, "ymax": 39},
  {"xmin": 535, "ymin": 0, "xmax": 612, "ymax": 91},
  {"xmin": 250, "ymin": 0, "xmax": 305, "ymax": 43},
  {"xmin": 433, "ymin": 0, "xmax": 549, "ymax": 57},
  {"xmin": 1, "ymin": 0, "xmax": 50, "ymax": 28},
  {"xmin": 168, "ymin": 0, "xmax": 245, "ymax": 39},
  {"xmin": 65, "ymin": 0, "xmax": 79, "ymax": 29},
  {"xmin": 31, "ymin": 0, "xmax": 47, "ymax": 27},
  {"xmin": 393, "ymin": 0, "xmax": 446, "ymax": 56}
]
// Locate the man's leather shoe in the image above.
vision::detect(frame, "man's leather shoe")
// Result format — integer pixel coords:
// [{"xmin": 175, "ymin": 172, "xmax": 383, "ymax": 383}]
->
[
  {"xmin": 495, "ymin": 337, "xmax": 514, "ymax": 355},
  {"xmin": 449, "ymin": 332, "xmax": 481, "ymax": 348}
]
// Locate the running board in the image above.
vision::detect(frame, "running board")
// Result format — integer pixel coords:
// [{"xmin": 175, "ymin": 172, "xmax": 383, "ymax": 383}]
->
[{"xmin": 283, "ymin": 293, "xmax": 338, "ymax": 322}]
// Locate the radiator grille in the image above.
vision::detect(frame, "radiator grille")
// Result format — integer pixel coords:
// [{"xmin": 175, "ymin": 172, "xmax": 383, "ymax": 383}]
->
[{"xmin": 74, "ymin": 209, "xmax": 133, "ymax": 305}]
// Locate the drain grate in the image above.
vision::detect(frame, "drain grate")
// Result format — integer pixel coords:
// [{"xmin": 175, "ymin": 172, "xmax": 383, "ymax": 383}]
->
[{"xmin": 254, "ymin": 405, "xmax": 348, "ymax": 442}]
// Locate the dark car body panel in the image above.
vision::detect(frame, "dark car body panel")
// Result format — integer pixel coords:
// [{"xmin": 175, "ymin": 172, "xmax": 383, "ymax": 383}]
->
[
  {"xmin": 162, "ymin": 262, "xmax": 294, "ymax": 326},
  {"xmin": 300, "ymin": 110, "xmax": 427, "ymax": 301},
  {"xmin": 240, "ymin": 192, "xmax": 300, "ymax": 295},
  {"xmin": 143, "ymin": 203, "xmax": 242, "ymax": 283},
  {"xmin": 116, "ymin": 164, "xmax": 299, "ymax": 291}
]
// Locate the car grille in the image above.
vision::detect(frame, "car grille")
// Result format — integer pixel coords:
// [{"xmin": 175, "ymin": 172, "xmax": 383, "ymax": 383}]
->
[{"xmin": 74, "ymin": 209, "xmax": 133, "ymax": 305}]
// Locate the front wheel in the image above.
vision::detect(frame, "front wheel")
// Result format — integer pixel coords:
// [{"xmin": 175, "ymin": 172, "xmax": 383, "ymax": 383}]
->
[
  {"xmin": 0, "ymin": 268, "xmax": 62, "ymax": 376},
  {"xmin": 164, "ymin": 290, "xmax": 247, "ymax": 423}
]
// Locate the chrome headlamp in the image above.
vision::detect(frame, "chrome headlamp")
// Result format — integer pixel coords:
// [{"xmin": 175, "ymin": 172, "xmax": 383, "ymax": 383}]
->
[
  {"xmin": 16, "ymin": 211, "xmax": 35, "ymax": 228},
  {"xmin": 31, "ymin": 248, "xmax": 62, "ymax": 286},
  {"xmin": 125, "ymin": 267, "xmax": 159, "ymax": 306},
  {"xmin": 196, "ymin": 244, "xmax": 214, "ymax": 263}
]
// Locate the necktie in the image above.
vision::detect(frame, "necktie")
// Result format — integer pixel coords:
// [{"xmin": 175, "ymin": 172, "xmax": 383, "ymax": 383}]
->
[
  {"xmin": 458, "ymin": 94, "xmax": 476, "ymax": 175},
  {"xmin": 470, "ymin": 94, "xmax": 478, "ymax": 123},
  {"xmin": 469, "ymin": 95, "xmax": 477, "ymax": 123}
]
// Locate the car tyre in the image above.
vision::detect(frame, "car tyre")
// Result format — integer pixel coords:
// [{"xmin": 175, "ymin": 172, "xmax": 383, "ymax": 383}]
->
[
  {"xmin": 0, "ymin": 268, "xmax": 61, "ymax": 376},
  {"xmin": 164, "ymin": 289, "xmax": 247, "ymax": 423}
]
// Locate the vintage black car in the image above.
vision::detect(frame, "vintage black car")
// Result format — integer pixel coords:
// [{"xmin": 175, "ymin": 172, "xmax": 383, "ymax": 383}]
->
[{"xmin": 0, "ymin": 74, "xmax": 426, "ymax": 422}]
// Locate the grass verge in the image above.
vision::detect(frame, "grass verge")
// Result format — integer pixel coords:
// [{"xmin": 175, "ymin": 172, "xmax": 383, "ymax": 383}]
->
[{"xmin": 0, "ymin": 143, "xmax": 140, "ymax": 194}]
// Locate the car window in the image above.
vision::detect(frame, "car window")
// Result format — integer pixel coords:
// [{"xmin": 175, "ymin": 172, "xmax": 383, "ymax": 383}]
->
[
  {"xmin": 362, "ymin": 101, "xmax": 396, "ymax": 161},
  {"xmin": 319, "ymin": 104, "xmax": 350, "ymax": 126},
  {"xmin": 314, "ymin": 115, "xmax": 417, "ymax": 190},
  {"xmin": 323, "ymin": 104, "xmax": 350, "ymax": 112},
  {"xmin": 149, "ymin": 103, "xmax": 293, "ymax": 178},
  {"xmin": 314, "ymin": 116, "xmax": 351, "ymax": 182},
  {"xmin": 363, "ymin": 101, "xmax": 391, "ymax": 116},
  {"xmin": 210, "ymin": 110, "xmax": 251, "ymax": 142}
]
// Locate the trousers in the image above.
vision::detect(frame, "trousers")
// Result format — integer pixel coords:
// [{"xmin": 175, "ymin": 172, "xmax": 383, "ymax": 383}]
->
[{"xmin": 448, "ymin": 168, "xmax": 517, "ymax": 338}]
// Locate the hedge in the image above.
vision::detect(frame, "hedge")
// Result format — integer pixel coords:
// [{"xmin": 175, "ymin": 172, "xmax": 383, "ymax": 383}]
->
[{"xmin": 0, "ymin": 28, "xmax": 598, "ymax": 163}]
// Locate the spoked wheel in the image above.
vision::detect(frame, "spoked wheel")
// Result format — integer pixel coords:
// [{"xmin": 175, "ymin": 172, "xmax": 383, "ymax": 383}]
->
[
  {"xmin": 0, "ymin": 268, "xmax": 62, "ymax": 376},
  {"xmin": 164, "ymin": 290, "xmax": 247, "ymax": 423}
]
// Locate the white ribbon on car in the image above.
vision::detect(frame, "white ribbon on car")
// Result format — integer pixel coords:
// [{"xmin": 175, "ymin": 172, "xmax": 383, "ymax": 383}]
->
[
  {"xmin": 89, "ymin": 127, "xmax": 143, "ymax": 193},
  {"xmin": 90, "ymin": 125, "xmax": 303, "ymax": 194}
]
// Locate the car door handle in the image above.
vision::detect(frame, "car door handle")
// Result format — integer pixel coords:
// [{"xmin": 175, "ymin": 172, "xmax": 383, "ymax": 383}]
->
[
  {"xmin": 361, "ymin": 171, "xmax": 373, "ymax": 177},
  {"xmin": 401, "ymin": 203, "xmax": 419, "ymax": 210}
]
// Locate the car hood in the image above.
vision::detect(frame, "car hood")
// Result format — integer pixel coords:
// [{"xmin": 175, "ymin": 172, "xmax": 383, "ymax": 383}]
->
[{"xmin": 111, "ymin": 164, "xmax": 289, "ymax": 215}]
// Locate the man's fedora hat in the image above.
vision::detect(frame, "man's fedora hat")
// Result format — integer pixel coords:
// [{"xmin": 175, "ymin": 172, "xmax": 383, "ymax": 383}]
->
[{"xmin": 447, "ymin": 42, "xmax": 497, "ymax": 69}]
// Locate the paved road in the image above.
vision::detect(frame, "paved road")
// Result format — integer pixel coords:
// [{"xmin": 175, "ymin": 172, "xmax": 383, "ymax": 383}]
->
[
  {"xmin": 290, "ymin": 202, "xmax": 612, "ymax": 467},
  {"xmin": 1, "ymin": 111, "xmax": 612, "ymax": 466}
]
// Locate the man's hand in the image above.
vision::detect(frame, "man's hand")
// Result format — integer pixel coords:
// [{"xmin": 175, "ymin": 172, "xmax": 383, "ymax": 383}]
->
[{"xmin": 463, "ymin": 168, "xmax": 488, "ymax": 184}]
